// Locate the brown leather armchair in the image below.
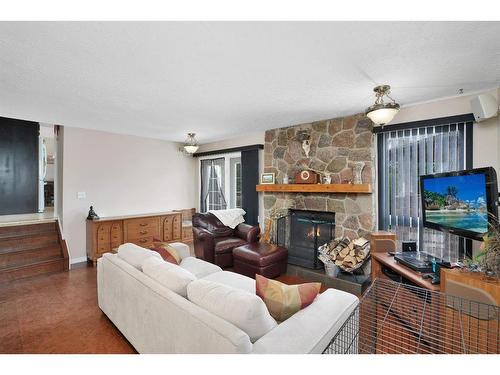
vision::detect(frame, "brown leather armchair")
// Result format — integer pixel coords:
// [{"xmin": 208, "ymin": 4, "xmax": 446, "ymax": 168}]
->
[{"xmin": 192, "ymin": 212, "xmax": 260, "ymax": 268}]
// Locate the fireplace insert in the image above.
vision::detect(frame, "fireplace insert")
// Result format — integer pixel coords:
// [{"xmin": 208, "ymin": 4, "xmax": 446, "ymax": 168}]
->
[{"xmin": 285, "ymin": 209, "xmax": 336, "ymax": 269}]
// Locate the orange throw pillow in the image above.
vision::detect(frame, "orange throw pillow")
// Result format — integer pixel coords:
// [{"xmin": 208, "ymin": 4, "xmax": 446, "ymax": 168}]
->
[
  {"xmin": 255, "ymin": 274, "xmax": 321, "ymax": 321},
  {"xmin": 150, "ymin": 242, "xmax": 181, "ymax": 265}
]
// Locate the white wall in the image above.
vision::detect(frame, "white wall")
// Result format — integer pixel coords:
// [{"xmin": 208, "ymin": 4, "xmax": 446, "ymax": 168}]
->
[{"xmin": 62, "ymin": 127, "xmax": 197, "ymax": 262}]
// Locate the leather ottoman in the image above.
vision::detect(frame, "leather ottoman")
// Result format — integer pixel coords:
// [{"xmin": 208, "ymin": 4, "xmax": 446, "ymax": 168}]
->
[{"xmin": 233, "ymin": 243, "xmax": 288, "ymax": 279}]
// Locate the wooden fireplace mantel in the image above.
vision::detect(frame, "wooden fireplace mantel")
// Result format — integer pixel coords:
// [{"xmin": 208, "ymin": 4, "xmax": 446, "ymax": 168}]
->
[{"xmin": 255, "ymin": 183, "xmax": 372, "ymax": 194}]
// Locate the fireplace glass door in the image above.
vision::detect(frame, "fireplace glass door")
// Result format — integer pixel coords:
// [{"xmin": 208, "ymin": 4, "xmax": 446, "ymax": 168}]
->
[{"xmin": 288, "ymin": 210, "xmax": 335, "ymax": 269}]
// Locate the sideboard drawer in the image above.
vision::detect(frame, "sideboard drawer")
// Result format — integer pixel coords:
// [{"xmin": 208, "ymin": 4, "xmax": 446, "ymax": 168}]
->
[
  {"xmin": 182, "ymin": 226, "xmax": 193, "ymax": 241},
  {"xmin": 110, "ymin": 222, "xmax": 123, "ymax": 249},
  {"xmin": 96, "ymin": 223, "xmax": 111, "ymax": 254},
  {"xmin": 130, "ymin": 236, "xmax": 155, "ymax": 248},
  {"xmin": 161, "ymin": 214, "xmax": 182, "ymax": 242},
  {"xmin": 124, "ymin": 217, "xmax": 160, "ymax": 241},
  {"xmin": 173, "ymin": 215, "xmax": 182, "ymax": 239}
]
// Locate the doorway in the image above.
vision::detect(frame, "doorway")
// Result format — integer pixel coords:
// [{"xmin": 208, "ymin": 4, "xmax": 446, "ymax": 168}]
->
[{"xmin": 0, "ymin": 117, "xmax": 58, "ymax": 221}]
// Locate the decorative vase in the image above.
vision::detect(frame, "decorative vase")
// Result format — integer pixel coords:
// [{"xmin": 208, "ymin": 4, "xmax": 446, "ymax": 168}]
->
[
  {"xmin": 323, "ymin": 174, "xmax": 332, "ymax": 184},
  {"xmin": 352, "ymin": 162, "xmax": 365, "ymax": 184},
  {"xmin": 283, "ymin": 175, "xmax": 289, "ymax": 184}
]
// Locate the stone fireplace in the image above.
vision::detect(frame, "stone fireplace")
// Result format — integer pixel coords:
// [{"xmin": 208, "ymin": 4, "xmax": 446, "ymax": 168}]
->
[{"xmin": 263, "ymin": 113, "xmax": 376, "ymax": 247}]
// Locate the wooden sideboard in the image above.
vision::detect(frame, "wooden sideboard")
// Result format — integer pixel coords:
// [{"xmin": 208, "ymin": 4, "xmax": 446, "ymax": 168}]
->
[{"xmin": 86, "ymin": 211, "xmax": 185, "ymax": 265}]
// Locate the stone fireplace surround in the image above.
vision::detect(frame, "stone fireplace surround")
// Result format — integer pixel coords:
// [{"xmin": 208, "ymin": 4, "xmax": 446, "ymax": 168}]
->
[{"xmin": 263, "ymin": 112, "xmax": 376, "ymax": 240}]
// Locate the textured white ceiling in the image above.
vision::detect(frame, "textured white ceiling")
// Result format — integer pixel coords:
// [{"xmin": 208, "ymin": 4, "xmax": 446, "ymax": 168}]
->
[{"xmin": 0, "ymin": 22, "xmax": 499, "ymax": 143}]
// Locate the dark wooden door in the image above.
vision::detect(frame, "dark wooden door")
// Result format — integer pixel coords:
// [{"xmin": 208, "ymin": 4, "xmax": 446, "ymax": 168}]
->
[{"xmin": 0, "ymin": 117, "xmax": 39, "ymax": 215}]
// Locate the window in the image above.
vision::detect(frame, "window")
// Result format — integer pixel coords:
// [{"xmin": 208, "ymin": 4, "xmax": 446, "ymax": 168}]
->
[
  {"xmin": 230, "ymin": 157, "xmax": 242, "ymax": 209},
  {"xmin": 207, "ymin": 159, "xmax": 226, "ymax": 210},
  {"xmin": 235, "ymin": 161, "xmax": 242, "ymax": 208},
  {"xmin": 200, "ymin": 153, "xmax": 241, "ymax": 212},
  {"xmin": 200, "ymin": 158, "xmax": 226, "ymax": 212},
  {"xmin": 377, "ymin": 117, "xmax": 473, "ymax": 261}
]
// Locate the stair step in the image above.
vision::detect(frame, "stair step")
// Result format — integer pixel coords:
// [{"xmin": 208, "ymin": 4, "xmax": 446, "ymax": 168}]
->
[
  {"xmin": 0, "ymin": 232, "xmax": 59, "ymax": 251},
  {"xmin": 0, "ymin": 257, "xmax": 66, "ymax": 283},
  {"xmin": 0, "ymin": 222, "xmax": 57, "ymax": 239},
  {"xmin": 0, "ymin": 226, "xmax": 57, "ymax": 240},
  {"xmin": 0, "ymin": 246, "xmax": 63, "ymax": 269},
  {"xmin": 0, "ymin": 238, "xmax": 60, "ymax": 255}
]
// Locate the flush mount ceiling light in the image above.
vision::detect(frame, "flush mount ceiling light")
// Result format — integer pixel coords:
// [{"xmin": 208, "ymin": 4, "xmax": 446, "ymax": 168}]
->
[
  {"xmin": 183, "ymin": 132, "xmax": 199, "ymax": 154},
  {"xmin": 365, "ymin": 85, "xmax": 400, "ymax": 127}
]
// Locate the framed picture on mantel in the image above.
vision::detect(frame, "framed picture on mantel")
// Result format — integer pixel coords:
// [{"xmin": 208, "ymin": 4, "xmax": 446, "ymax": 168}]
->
[{"xmin": 260, "ymin": 172, "xmax": 275, "ymax": 184}]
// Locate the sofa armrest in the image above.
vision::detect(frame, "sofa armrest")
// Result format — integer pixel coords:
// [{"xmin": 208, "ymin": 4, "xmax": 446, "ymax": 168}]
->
[
  {"xmin": 193, "ymin": 227, "xmax": 215, "ymax": 263},
  {"xmin": 252, "ymin": 289, "xmax": 359, "ymax": 354},
  {"xmin": 235, "ymin": 223, "xmax": 260, "ymax": 243}
]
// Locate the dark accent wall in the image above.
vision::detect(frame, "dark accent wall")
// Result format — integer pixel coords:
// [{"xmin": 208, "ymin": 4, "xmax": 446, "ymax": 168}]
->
[
  {"xmin": 0, "ymin": 117, "xmax": 39, "ymax": 215},
  {"xmin": 241, "ymin": 149, "xmax": 259, "ymax": 225}
]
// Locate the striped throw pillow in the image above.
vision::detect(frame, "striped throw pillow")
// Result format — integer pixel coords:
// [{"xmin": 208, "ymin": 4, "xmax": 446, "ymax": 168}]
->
[
  {"xmin": 150, "ymin": 242, "xmax": 181, "ymax": 265},
  {"xmin": 255, "ymin": 274, "xmax": 321, "ymax": 321}
]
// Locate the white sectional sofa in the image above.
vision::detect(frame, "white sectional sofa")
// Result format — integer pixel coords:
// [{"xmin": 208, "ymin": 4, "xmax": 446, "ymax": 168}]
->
[{"xmin": 97, "ymin": 242, "xmax": 359, "ymax": 354}]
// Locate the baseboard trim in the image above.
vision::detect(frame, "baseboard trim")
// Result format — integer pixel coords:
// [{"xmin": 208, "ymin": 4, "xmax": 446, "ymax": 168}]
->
[{"xmin": 70, "ymin": 256, "xmax": 88, "ymax": 265}]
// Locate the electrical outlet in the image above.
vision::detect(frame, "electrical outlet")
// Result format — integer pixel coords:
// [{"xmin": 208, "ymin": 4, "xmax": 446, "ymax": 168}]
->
[{"xmin": 77, "ymin": 192, "xmax": 86, "ymax": 199}]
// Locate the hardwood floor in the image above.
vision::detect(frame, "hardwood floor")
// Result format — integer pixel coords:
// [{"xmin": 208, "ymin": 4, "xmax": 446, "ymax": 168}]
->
[
  {"xmin": 0, "ymin": 262, "xmax": 322, "ymax": 354},
  {"xmin": 0, "ymin": 263, "xmax": 135, "ymax": 354}
]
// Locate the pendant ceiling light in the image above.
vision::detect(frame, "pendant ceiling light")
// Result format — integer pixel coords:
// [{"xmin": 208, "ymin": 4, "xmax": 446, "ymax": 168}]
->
[
  {"xmin": 183, "ymin": 132, "xmax": 199, "ymax": 154},
  {"xmin": 365, "ymin": 85, "xmax": 400, "ymax": 126}
]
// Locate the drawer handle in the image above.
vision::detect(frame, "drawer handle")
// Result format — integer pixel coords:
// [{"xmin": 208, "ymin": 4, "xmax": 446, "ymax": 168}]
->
[
  {"xmin": 139, "ymin": 239, "xmax": 148, "ymax": 243},
  {"xmin": 140, "ymin": 230, "xmax": 148, "ymax": 235},
  {"xmin": 139, "ymin": 223, "xmax": 148, "ymax": 227}
]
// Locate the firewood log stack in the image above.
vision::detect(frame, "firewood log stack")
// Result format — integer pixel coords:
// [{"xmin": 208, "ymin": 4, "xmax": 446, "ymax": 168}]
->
[{"xmin": 318, "ymin": 237, "xmax": 370, "ymax": 273}]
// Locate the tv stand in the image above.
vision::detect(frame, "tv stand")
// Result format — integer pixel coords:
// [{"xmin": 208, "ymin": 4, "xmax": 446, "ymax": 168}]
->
[
  {"xmin": 370, "ymin": 232, "xmax": 441, "ymax": 291},
  {"xmin": 372, "ymin": 252, "xmax": 441, "ymax": 291},
  {"xmin": 371, "ymin": 232, "xmax": 500, "ymax": 301}
]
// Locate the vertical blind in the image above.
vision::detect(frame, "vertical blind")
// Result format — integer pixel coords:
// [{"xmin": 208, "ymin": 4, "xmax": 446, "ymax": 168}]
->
[{"xmin": 378, "ymin": 120, "xmax": 472, "ymax": 261}]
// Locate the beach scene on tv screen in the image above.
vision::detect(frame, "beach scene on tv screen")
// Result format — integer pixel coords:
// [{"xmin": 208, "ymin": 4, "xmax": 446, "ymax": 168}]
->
[{"xmin": 423, "ymin": 173, "xmax": 488, "ymax": 234}]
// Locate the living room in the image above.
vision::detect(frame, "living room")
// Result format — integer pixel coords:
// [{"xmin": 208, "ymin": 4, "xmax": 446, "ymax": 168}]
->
[{"xmin": 1, "ymin": 1, "xmax": 500, "ymax": 373}]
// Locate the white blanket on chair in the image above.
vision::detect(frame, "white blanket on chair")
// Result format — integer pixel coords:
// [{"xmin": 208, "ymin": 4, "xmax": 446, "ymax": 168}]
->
[{"xmin": 208, "ymin": 208, "xmax": 246, "ymax": 229}]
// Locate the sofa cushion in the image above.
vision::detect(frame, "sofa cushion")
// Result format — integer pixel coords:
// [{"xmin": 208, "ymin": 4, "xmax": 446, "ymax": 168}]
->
[
  {"xmin": 187, "ymin": 279, "xmax": 277, "ymax": 342},
  {"xmin": 202, "ymin": 271, "xmax": 255, "ymax": 294},
  {"xmin": 141, "ymin": 257, "xmax": 196, "ymax": 297},
  {"xmin": 180, "ymin": 257, "xmax": 222, "ymax": 278},
  {"xmin": 167, "ymin": 242, "xmax": 191, "ymax": 260},
  {"xmin": 140, "ymin": 255, "xmax": 165, "ymax": 270},
  {"xmin": 150, "ymin": 242, "xmax": 181, "ymax": 264},
  {"xmin": 256, "ymin": 274, "xmax": 321, "ymax": 322},
  {"xmin": 214, "ymin": 237, "xmax": 248, "ymax": 254},
  {"xmin": 117, "ymin": 243, "xmax": 162, "ymax": 270}
]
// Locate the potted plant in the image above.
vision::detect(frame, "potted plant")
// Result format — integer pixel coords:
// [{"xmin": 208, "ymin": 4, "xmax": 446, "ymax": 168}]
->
[{"xmin": 479, "ymin": 218, "xmax": 500, "ymax": 279}]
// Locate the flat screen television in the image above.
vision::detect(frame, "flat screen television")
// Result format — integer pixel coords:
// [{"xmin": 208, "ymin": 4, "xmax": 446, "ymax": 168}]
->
[{"xmin": 420, "ymin": 167, "xmax": 499, "ymax": 241}]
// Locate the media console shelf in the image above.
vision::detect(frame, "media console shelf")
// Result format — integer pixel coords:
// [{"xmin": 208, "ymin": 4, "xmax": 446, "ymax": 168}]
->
[
  {"xmin": 370, "ymin": 231, "xmax": 440, "ymax": 291},
  {"xmin": 371, "ymin": 252, "xmax": 441, "ymax": 291},
  {"xmin": 256, "ymin": 183, "xmax": 372, "ymax": 194}
]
